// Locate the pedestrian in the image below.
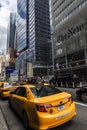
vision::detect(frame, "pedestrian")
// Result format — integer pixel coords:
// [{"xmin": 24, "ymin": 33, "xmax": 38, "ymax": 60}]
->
[{"xmin": 36, "ymin": 75, "xmax": 43, "ymax": 85}]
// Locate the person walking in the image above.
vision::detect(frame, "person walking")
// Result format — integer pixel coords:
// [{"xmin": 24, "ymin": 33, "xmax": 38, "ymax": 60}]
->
[{"xmin": 36, "ymin": 76, "xmax": 43, "ymax": 85}]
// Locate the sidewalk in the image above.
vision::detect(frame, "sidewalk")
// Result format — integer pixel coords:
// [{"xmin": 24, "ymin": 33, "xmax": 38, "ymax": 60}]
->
[{"xmin": 0, "ymin": 106, "xmax": 8, "ymax": 130}]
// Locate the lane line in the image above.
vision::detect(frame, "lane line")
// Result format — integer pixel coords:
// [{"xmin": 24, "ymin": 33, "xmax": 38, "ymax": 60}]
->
[{"xmin": 75, "ymin": 101, "xmax": 87, "ymax": 107}]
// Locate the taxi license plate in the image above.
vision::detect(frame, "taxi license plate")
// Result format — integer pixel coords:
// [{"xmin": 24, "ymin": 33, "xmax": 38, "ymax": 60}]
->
[
  {"xmin": 56, "ymin": 111, "xmax": 70, "ymax": 120},
  {"xmin": 58, "ymin": 105, "xmax": 64, "ymax": 110}
]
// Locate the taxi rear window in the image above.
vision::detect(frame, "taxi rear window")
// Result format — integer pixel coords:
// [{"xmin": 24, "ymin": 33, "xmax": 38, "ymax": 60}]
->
[{"xmin": 30, "ymin": 85, "xmax": 61, "ymax": 98}]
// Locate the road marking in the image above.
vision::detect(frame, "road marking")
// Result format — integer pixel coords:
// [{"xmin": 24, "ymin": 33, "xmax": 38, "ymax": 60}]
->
[{"xmin": 75, "ymin": 101, "xmax": 87, "ymax": 107}]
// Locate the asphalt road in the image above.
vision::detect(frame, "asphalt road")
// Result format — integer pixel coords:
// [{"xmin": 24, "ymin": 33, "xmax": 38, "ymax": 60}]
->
[{"xmin": 0, "ymin": 87, "xmax": 87, "ymax": 130}]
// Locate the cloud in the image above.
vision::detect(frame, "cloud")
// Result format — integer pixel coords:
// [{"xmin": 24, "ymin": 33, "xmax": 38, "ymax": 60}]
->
[
  {"xmin": 0, "ymin": 7, "xmax": 10, "ymax": 28},
  {"xmin": 8, "ymin": 0, "xmax": 17, "ymax": 13},
  {"xmin": 0, "ymin": 26, "xmax": 7, "ymax": 37},
  {"xmin": 0, "ymin": 26, "xmax": 7, "ymax": 52},
  {"xmin": 0, "ymin": 0, "xmax": 9, "ymax": 7},
  {"xmin": 0, "ymin": 0, "xmax": 17, "ymax": 12}
]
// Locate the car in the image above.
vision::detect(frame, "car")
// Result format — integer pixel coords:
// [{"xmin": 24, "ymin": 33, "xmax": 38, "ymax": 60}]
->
[
  {"xmin": 0, "ymin": 81, "xmax": 8, "ymax": 88},
  {"xmin": 76, "ymin": 86, "xmax": 87, "ymax": 102},
  {"xmin": 8, "ymin": 84, "xmax": 76, "ymax": 130},
  {"xmin": 0, "ymin": 82, "xmax": 19, "ymax": 99},
  {"xmin": 0, "ymin": 82, "xmax": 10, "ymax": 89},
  {"xmin": 27, "ymin": 76, "xmax": 38, "ymax": 84}
]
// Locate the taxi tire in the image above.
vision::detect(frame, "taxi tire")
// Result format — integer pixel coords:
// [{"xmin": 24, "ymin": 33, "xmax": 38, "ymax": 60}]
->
[
  {"xmin": 81, "ymin": 92, "xmax": 87, "ymax": 103},
  {"xmin": 22, "ymin": 111, "xmax": 29, "ymax": 130}
]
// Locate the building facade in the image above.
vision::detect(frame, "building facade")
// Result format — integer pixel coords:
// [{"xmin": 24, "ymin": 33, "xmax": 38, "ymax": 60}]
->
[
  {"xmin": 0, "ymin": 53, "xmax": 6, "ymax": 78},
  {"xmin": 7, "ymin": 13, "xmax": 16, "ymax": 66},
  {"xmin": 16, "ymin": 0, "xmax": 52, "ymax": 77},
  {"xmin": 17, "ymin": 0, "xmax": 28, "ymax": 52},
  {"xmin": 51, "ymin": 0, "xmax": 87, "ymax": 81}
]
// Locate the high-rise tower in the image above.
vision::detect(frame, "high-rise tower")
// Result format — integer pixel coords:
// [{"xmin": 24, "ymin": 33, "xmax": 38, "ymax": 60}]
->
[{"xmin": 16, "ymin": 0, "xmax": 51, "ymax": 77}]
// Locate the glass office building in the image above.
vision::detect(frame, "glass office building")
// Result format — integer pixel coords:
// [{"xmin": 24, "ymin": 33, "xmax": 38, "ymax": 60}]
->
[
  {"xmin": 28, "ymin": 0, "xmax": 51, "ymax": 75},
  {"xmin": 7, "ymin": 13, "xmax": 16, "ymax": 49},
  {"xmin": 16, "ymin": 0, "xmax": 51, "ymax": 77},
  {"xmin": 51, "ymin": 0, "xmax": 87, "ymax": 81},
  {"xmin": 17, "ymin": 0, "xmax": 28, "ymax": 52},
  {"xmin": 7, "ymin": 13, "xmax": 16, "ymax": 66}
]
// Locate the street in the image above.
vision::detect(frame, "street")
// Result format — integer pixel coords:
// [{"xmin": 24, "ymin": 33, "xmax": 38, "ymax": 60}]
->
[{"xmin": 0, "ymin": 87, "xmax": 87, "ymax": 130}]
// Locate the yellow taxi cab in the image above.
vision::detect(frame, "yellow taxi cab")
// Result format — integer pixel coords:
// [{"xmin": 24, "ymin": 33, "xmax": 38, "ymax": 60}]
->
[
  {"xmin": 0, "ymin": 82, "xmax": 3, "ymax": 87},
  {"xmin": 0, "ymin": 81, "xmax": 7, "ymax": 87},
  {"xmin": 19, "ymin": 81, "xmax": 27, "ymax": 85},
  {"xmin": 0, "ymin": 82, "xmax": 18, "ymax": 99},
  {"xmin": 8, "ymin": 84, "xmax": 76, "ymax": 130}
]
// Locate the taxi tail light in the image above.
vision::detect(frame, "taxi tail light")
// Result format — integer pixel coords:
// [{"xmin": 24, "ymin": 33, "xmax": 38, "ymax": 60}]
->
[
  {"xmin": 68, "ymin": 96, "xmax": 73, "ymax": 103},
  {"xmin": 35, "ymin": 104, "xmax": 52, "ymax": 112}
]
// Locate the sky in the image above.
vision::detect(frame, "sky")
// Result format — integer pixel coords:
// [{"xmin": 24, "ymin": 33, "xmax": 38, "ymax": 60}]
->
[
  {"xmin": 0, "ymin": 0, "xmax": 17, "ymax": 53},
  {"xmin": 0, "ymin": 0, "xmax": 52, "ymax": 54}
]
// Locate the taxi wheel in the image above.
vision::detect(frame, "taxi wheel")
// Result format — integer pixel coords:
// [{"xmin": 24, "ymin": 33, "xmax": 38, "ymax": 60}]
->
[
  {"xmin": 22, "ymin": 112, "xmax": 29, "ymax": 130},
  {"xmin": 81, "ymin": 92, "xmax": 87, "ymax": 103}
]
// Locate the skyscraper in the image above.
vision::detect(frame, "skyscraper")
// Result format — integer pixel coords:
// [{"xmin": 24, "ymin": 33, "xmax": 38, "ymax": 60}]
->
[
  {"xmin": 6, "ymin": 13, "xmax": 16, "ymax": 80},
  {"xmin": 16, "ymin": 0, "xmax": 51, "ymax": 77},
  {"xmin": 51, "ymin": 0, "xmax": 87, "ymax": 81},
  {"xmin": 7, "ymin": 13, "xmax": 16, "ymax": 66}
]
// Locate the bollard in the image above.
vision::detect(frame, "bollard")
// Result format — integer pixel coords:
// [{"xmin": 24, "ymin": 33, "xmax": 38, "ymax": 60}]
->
[
  {"xmin": 72, "ymin": 82, "xmax": 75, "ymax": 88},
  {"xmin": 61, "ymin": 82, "xmax": 63, "ymax": 87},
  {"xmin": 66, "ymin": 82, "xmax": 68, "ymax": 88},
  {"xmin": 80, "ymin": 82, "xmax": 82, "ymax": 87}
]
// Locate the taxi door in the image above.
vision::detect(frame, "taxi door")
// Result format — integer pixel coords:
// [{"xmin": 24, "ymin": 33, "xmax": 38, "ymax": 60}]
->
[{"xmin": 13, "ymin": 87, "xmax": 27, "ymax": 116}]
